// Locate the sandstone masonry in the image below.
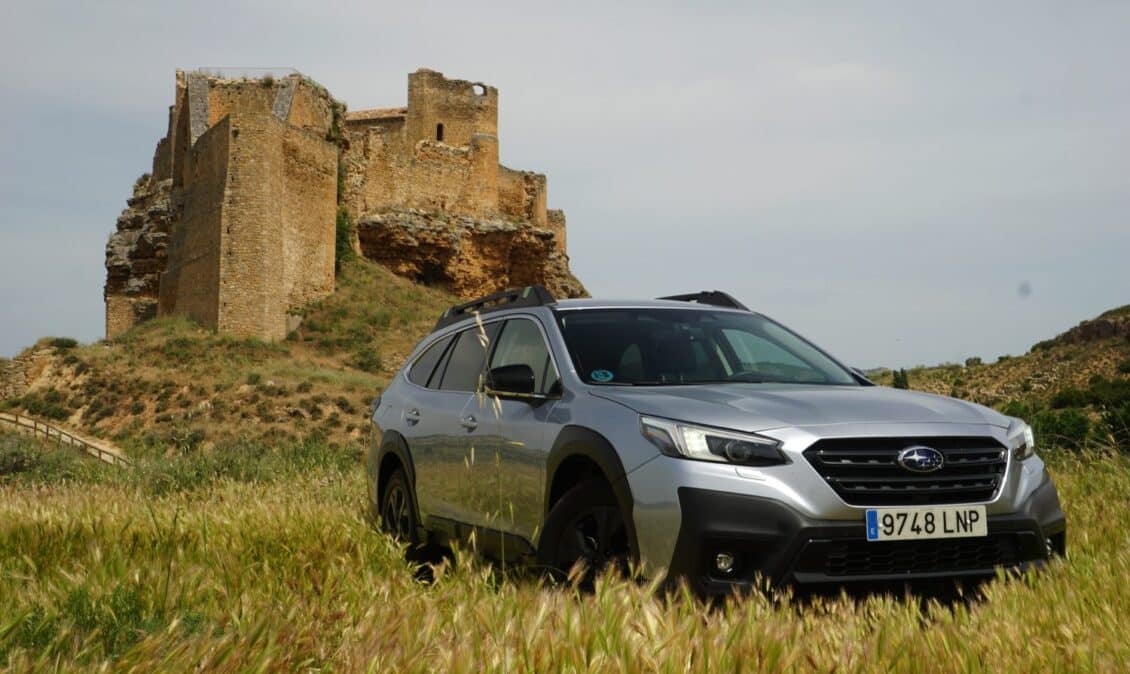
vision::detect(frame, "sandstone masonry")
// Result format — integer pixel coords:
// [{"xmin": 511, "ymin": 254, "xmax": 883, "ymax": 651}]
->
[{"xmin": 105, "ymin": 68, "xmax": 584, "ymax": 341}]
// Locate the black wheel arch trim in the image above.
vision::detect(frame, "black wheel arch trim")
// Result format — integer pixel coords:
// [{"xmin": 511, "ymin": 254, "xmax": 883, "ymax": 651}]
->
[
  {"xmin": 545, "ymin": 425, "xmax": 640, "ymax": 559},
  {"xmin": 374, "ymin": 430, "xmax": 425, "ymax": 539}
]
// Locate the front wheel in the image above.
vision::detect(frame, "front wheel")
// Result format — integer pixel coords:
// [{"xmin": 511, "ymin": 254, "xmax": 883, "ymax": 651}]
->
[
  {"xmin": 536, "ymin": 479, "xmax": 633, "ymax": 588},
  {"xmin": 380, "ymin": 467, "xmax": 418, "ymax": 545}
]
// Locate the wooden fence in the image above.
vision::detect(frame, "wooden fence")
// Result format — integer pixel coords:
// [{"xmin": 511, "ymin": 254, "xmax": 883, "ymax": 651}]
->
[{"xmin": 0, "ymin": 412, "xmax": 131, "ymax": 467}]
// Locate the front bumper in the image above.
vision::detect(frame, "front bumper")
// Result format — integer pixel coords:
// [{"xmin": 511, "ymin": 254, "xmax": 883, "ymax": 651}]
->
[{"xmin": 665, "ymin": 475, "xmax": 1066, "ymax": 594}]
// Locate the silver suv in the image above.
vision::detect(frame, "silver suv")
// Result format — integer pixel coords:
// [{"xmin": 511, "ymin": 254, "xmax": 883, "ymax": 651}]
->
[{"xmin": 367, "ymin": 287, "xmax": 1065, "ymax": 592}]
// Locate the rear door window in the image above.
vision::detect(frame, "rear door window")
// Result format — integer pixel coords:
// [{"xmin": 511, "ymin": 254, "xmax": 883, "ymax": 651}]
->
[{"xmin": 438, "ymin": 323, "xmax": 500, "ymax": 392}]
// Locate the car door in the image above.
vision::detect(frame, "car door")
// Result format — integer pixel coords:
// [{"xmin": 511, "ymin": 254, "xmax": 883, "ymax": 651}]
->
[
  {"xmin": 397, "ymin": 332, "xmax": 468, "ymax": 525},
  {"xmin": 414, "ymin": 322, "xmax": 500, "ymax": 529},
  {"xmin": 476, "ymin": 316, "xmax": 561, "ymax": 543}
]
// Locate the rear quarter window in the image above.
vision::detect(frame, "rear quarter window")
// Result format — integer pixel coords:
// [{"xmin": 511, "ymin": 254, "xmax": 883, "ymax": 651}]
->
[{"xmin": 407, "ymin": 335, "xmax": 454, "ymax": 387}]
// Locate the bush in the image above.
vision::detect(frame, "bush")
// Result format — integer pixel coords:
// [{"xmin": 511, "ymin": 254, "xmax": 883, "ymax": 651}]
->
[
  {"xmin": 1050, "ymin": 388, "xmax": 1089, "ymax": 409},
  {"xmin": 1087, "ymin": 377, "xmax": 1130, "ymax": 406},
  {"xmin": 964, "ymin": 357, "xmax": 982, "ymax": 368},
  {"xmin": 335, "ymin": 207, "xmax": 353, "ymax": 275},
  {"xmin": 50, "ymin": 337, "xmax": 78, "ymax": 350},
  {"xmin": 349, "ymin": 348, "xmax": 382, "ymax": 374},
  {"xmin": 246, "ymin": 373, "xmax": 262, "ymax": 386},
  {"xmin": 999, "ymin": 400, "xmax": 1035, "ymax": 420},
  {"xmin": 1032, "ymin": 409, "xmax": 1091, "ymax": 450},
  {"xmin": 891, "ymin": 369, "xmax": 909, "ymax": 389},
  {"xmin": 1119, "ymin": 359, "xmax": 1130, "ymax": 375}
]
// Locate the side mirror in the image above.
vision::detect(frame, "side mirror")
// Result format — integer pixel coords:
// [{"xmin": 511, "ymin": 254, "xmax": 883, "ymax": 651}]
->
[
  {"xmin": 850, "ymin": 367, "xmax": 875, "ymax": 385},
  {"xmin": 485, "ymin": 364, "xmax": 538, "ymax": 398}
]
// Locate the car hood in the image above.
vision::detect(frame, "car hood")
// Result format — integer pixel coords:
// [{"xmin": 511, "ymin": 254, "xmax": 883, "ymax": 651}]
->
[{"xmin": 589, "ymin": 384, "xmax": 1009, "ymax": 432}]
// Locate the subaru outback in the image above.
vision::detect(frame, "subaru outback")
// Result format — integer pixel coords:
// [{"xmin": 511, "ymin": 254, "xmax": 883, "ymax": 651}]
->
[{"xmin": 366, "ymin": 287, "xmax": 1065, "ymax": 593}]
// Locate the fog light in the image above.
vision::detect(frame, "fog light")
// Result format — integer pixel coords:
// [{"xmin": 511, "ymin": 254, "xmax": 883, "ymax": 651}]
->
[
  {"xmin": 714, "ymin": 552, "xmax": 736, "ymax": 574},
  {"xmin": 1046, "ymin": 537, "xmax": 1055, "ymax": 558}
]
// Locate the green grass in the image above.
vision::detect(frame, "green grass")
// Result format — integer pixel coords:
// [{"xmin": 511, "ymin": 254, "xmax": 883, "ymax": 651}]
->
[{"xmin": 2, "ymin": 429, "xmax": 1128, "ymax": 671}]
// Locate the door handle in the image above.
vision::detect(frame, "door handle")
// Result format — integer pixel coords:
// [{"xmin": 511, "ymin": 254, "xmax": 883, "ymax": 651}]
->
[
  {"xmin": 405, "ymin": 408, "xmax": 421, "ymax": 424},
  {"xmin": 460, "ymin": 414, "xmax": 478, "ymax": 430}
]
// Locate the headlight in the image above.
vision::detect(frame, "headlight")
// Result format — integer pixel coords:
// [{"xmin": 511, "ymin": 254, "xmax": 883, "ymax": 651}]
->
[
  {"xmin": 1010, "ymin": 422, "xmax": 1036, "ymax": 460},
  {"xmin": 640, "ymin": 416, "xmax": 786, "ymax": 467}
]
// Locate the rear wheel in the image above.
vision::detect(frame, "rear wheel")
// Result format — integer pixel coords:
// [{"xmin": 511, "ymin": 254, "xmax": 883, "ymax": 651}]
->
[
  {"xmin": 380, "ymin": 467, "xmax": 418, "ymax": 545},
  {"xmin": 537, "ymin": 478, "xmax": 632, "ymax": 588}
]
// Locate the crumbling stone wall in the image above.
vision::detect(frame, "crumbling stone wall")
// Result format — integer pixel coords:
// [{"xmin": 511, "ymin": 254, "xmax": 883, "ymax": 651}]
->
[
  {"xmin": 157, "ymin": 117, "xmax": 230, "ymax": 328},
  {"xmin": 107, "ymin": 71, "xmax": 339, "ymax": 341},
  {"xmin": 105, "ymin": 67, "xmax": 585, "ymax": 342},
  {"xmin": 339, "ymin": 69, "xmax": 584, "ymax": 299}
]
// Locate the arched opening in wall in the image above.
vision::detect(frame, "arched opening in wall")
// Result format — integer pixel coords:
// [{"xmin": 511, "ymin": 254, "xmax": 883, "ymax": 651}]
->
[
  {"xmin": 436, "ymin": 123, "xmax": 444, "ymax": 142},
  {"xmin": 472, "ymin": 84, "xmax": 486, "ymax": 97}
]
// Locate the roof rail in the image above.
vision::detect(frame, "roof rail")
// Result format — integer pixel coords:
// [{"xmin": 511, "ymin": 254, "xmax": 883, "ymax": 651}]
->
[
  {"xmin": 434, "ymin": 285, "xmax": 556, "ymax": 331},
  {"xmin": 658, "ymin": 291, "xmax": 750, "ymax": 311}
]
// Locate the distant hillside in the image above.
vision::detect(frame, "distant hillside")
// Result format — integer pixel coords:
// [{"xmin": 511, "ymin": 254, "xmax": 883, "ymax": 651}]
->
[
  {"xmin": 0, "ymin": 258, "xmax": 455, "ymax": 452},
  {"xmin": 875, "ymin": 307, "xmax": 1130, "ymax": 450}
]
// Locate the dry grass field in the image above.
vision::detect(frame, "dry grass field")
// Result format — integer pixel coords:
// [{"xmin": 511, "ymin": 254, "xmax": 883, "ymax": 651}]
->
[{"xmin": 1, "ymin": 431, "xmax": 1128, "ymax": 672}]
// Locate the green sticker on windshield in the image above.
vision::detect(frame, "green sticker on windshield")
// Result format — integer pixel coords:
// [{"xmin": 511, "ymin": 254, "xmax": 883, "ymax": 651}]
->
[{"xmin": 591, "ymin": 369, "xmax": 614, "ymax": 382}]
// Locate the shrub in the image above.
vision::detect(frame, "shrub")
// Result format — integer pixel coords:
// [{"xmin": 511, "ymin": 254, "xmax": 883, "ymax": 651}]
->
[
  {"xmin": 1050, "ymin": 388, "xmax": 1089, "ymax": 409},
  {"xmin": 891, "ymin": 369, "xmax": 909, "ymax": 389},
  {"xmin": 964, "ymin": 357, "xmax": 982, "ymax": 367},
  {"xmin": 297, "ymin": 381, "xmax": 313, "ymax": 393},
  {"xmin": 50, "ymin": 337, "xmax": 78, "ymax": 350},
  {"xmin": 335, "ymin": 207, "xmax": 353, "ymax": 275},
  {"xmin": 349, "ymin": 348, "xmax": 382, "ymax": 374},
  {"xmin": 246, "ymin": 373, "xmax": 262, "ymax": 386},
  {"xmin": 1032, "ymin": 409, "xmax": 1091, "ymax": 450},
  {"xmin": 1119, "ymin": 358, "xmax": 1130, "ymax": 375},
  {"xmin": 999, "ymin": 400, "xmax": 1035, "ymax": 420},
  {"xmin": 1087, "ymin": 377, "xmax": 1130, "ymax": 406}
]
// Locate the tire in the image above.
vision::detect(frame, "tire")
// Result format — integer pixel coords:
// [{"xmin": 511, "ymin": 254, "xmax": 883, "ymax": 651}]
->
[
  {"xmin": 380, "ymin": 467, "xmax": 418, "ymax": 546},
  {"xmin": 536, "ymin": 478, "xmax": 632, "ymax": 588}
]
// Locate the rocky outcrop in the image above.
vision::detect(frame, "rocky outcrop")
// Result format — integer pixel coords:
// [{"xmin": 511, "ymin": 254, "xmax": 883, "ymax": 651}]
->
[
  {"xmin": 356, "ymin": 209, "xmax": 587, "ymax": 300},
  {"xmin": 104, "ymin": 177, "xmax": 176, "ymax": 336},
  {"xmin": 1033, "ymin": 310, "xmax": 1130, "ymax": 351}
]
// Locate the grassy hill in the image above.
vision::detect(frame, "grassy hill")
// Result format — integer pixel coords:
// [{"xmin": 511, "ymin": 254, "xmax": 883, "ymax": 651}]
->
[
  {"xmin": 873, "ymin": 307, "xmax": 1130, "ymax": 451},
  {"xmin": 1, "ymin": 258, "xmax": 456, "ymax": 452}
]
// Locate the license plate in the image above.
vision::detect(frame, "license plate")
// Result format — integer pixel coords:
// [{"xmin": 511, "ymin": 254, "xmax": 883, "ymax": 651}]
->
[{"xmin": 865, "ymin": 505, "xmax": 987, "ymax": 541}]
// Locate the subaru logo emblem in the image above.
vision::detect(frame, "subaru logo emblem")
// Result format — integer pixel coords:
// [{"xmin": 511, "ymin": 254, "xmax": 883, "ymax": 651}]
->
[{"xmin": 897, "ymin": 446, "xmax": 944, "ymax": 473}]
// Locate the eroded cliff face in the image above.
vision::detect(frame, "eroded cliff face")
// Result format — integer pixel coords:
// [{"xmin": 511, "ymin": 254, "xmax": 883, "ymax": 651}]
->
[
  {"xmin": 356, "ymin": 209, "xmax": 586, "ymax": 300},
  {"xmin": 104, "ymin": 177, "xmax": 176, "ymax": 337}
]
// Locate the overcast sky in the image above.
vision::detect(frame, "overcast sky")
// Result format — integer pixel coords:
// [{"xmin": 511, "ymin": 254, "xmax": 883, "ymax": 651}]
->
[{"xmin": 1, "ymin": 1, "xmax": 1128, "ymax": 367}]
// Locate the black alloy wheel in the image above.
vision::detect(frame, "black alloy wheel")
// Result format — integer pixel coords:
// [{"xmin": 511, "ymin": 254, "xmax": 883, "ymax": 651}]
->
[
  {"xmin": 381, "ymin": 467, "xmax": 418, "ymax": 545},
  {"xmin": 537, "ymin": 478, "xmax": 632, "ymax": 588}
]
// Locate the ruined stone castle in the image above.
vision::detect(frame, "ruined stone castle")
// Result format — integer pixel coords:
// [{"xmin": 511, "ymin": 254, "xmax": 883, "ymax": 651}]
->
[{"xmin": 105, "ymin": 68, "xmax": 584, "ymax": 341}]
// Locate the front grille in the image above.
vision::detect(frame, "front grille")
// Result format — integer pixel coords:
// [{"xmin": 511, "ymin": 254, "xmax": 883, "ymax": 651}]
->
[
  {"xmin": 803, "ymin": 437, "xmax": 1007, "ymax": 506},
  {"xmin": 817, "ymin": 534, "xmax": 1022, "ymax": 577}
]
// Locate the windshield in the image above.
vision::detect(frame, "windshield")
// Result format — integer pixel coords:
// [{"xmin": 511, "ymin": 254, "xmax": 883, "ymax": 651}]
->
[{"xmin": 556, "ymin": 308, "xmax": 858, "ymax": 386}]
